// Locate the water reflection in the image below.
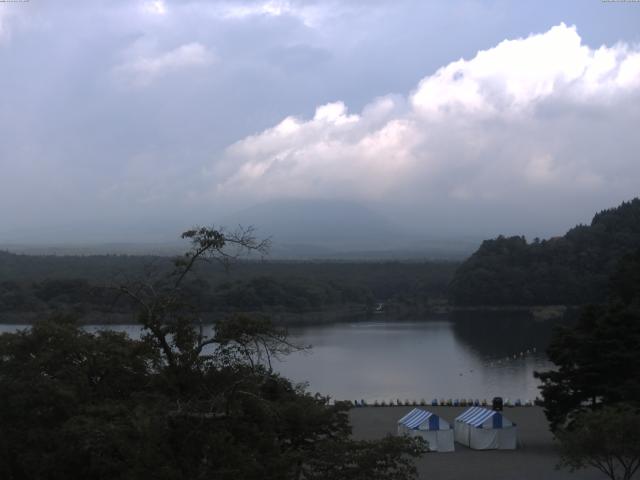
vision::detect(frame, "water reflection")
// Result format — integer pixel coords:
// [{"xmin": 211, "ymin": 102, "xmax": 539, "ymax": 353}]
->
[
  {"xmin": 279, "ymin": 317, "xmax": 557, "ymax": 402},
  {"xmin": 450, "ymin": 310, "xmax": 559, "ymax": 359},
  {"xmin": 0, "ymin": 316, "xmax": 559, "ymax": 402}
]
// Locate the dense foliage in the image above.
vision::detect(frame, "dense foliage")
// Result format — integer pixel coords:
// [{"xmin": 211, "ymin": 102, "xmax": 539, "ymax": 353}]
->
[
  {"xmin": 0, "ymin": 226, "xmax": 426, "ymax": 479},
  {"xmin": 535, "ymin": 249, "xmax": 640, "ymax": 431},
  {"xmin": 557, "ymin": 405, "xmax": 640, "ymax": 480},
  {"xmin": 0, "ymin": 317, "xmax": 425, "ymax": 479},
  {"xmin": 0, "ymin": 252, "xmax": 456, "ymax": 319},
  {"xmin": 450, "ymin": 198, "xmax": 640, "ymax": 306}
]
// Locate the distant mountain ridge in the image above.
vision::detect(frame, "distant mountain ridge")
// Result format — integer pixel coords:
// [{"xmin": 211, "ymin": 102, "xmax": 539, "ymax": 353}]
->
[
  {"xmin": 225, "ymin": 198, "xmax": 477, "ymax": 259},
  {"xmin": 449, "ymin": 198, "xmax": 640, "ymax": 306},
  {"xmin": 225, "ymin": 198, "xmax": 400, "ymax": 247},
  {"xmin": 1, "ymin": 199, "xmax": 479, "ymax": 260}
]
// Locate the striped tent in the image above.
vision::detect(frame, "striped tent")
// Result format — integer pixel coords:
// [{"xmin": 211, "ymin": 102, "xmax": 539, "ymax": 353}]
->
[
  {"xmin": 397, "ymin": 408, "xmax": 454, "ymax": 452},
  {"xmin": 454, "ymin": 407, "xmax": 517, "ymax": 450}
]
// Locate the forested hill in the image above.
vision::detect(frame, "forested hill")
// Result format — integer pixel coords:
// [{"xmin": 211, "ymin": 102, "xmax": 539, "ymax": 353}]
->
[
  {"xmin": 0, "ymin": 252, "xmax": 457, "ymax": 321},
  {"xmin": 449, "ymin": 198, "xmax": 640, "ymax": 306}
]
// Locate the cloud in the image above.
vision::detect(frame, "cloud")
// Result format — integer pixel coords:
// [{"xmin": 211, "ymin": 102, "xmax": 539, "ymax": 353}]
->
[
  {"xmin": 114, "ymin": 42, "xmax": 214, "ymax": 87},
  {"xmin": 2, "ymin": 1, "xmax": 640, "ymax": 242},
  {"xmin": 0, "ymin": 6, "xmax": 22, "ymax": 45},
  {"xmin": 214, "ymin": 24, "xmax": 640, "ymax": 225},
  {"xmin": 142, "ymin": 1, "xmax": 168, "ymax": 16},
  {"xmin": 219, "ymin": 0, "xmax": 325, "ymax": 27},
  {"xmin": 409, "ymin": 24, "xmax": 640, "ymax": 116}
]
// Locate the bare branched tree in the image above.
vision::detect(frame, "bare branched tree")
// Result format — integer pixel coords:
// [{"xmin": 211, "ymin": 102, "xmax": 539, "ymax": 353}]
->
[{"xmin": 118, "ymin": 225, "xmax": 271, "ymax": 370}]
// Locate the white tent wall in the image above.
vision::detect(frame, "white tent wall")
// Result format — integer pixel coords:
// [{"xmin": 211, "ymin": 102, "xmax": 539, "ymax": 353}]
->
[
  {"xmin": 436, "ymin": 429, "xmax": 455, "ymax": 452},
  {"xmin": 469, "ymin": 428, "xmax": 499, "ymax": 450},
  {"xmin": 454, "ymin": 421, "xmax": 470, "ymax": 447},
  {"xmin": 454, "ymin": 407, "xmax": 517, "ymax": 450},
  {"xmin": 410, "ymin": 430, "xmax": 439, "ymax": 452},
  {"xmin": 406, "ymin": 429, "xmax": 454, "ymax": 452},
  {"xmin": 397, "ymin": 408, "xmax": 455, "ymax": 452}
]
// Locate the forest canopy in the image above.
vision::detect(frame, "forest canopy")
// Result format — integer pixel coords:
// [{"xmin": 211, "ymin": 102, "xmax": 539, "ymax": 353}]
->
[
  {"xmin": 0, "ymin": 254, "xmax": 456, "ymax": 322},
  {"xmin": 449, "ymin": 198, "xmax": 640, "ymax": 306},
  {"xmin": 0, "ymin": 226, "xmax": 426, "ymax": 479}
]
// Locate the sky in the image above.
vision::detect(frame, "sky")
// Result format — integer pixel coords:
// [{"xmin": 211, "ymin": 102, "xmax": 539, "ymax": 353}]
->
[{"xmin": 1, "ymin": 0, "xmax": 640, "ymax": 246}]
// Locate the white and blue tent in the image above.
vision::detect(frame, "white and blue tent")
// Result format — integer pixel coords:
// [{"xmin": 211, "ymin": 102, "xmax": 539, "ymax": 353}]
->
[
  {"xmin": 454, "ymin": 407, "xmax": 517, "ymax": 450},
  {"xmin": 397, "ymin": 408, "xmax": 454, "ymax": 452}
]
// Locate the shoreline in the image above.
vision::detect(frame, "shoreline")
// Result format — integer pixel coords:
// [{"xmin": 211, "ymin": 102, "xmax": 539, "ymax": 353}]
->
[{"xmin": 0, "ymin": 304, "xmax": 575, "ymax": 326}]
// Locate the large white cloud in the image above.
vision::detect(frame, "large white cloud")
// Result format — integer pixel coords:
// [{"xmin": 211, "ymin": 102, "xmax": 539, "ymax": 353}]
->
[{"xmin": 214, "ymin": 23, "xmax": 640, "ymax": 231}]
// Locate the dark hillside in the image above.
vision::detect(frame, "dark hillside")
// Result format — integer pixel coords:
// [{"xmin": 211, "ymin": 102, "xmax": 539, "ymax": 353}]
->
[{"xmin": 449, "ymin": 198, "xmax": 640, "ymax": 306}]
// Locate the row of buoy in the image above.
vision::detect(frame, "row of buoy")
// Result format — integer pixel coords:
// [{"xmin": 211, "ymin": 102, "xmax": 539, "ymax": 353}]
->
[
  {"xmin": 486, "ymin": 347, "xmax": 538, "ymax": 367},
  {"xmin": 349, "ymin": 398, "xmax": 538, "ymax": 407}
]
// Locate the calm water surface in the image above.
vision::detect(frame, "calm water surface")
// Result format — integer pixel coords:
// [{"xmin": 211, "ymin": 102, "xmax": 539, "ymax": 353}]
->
[
  {"xmin": 280, "ymin": 319, "xmax": 553, "ymax": 402},
  {"xmin": 0, "ymin": 316, "xmax": 556, "ymax": 402}
]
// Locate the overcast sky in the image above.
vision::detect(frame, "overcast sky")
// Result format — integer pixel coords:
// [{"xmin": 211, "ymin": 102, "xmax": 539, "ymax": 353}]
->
[{"xmin": 1, "ymin": 0, "xmax": 640, "ymax": 244}]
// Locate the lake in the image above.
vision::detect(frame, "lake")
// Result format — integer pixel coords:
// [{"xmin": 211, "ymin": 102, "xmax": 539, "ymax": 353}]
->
[
  {"xmin": 280, "ymin": 317, "xmax": 555, "ymax": 403},
  {"xmin": 0, "ymin": 314, "xmax": 557, "ymax": 403}
]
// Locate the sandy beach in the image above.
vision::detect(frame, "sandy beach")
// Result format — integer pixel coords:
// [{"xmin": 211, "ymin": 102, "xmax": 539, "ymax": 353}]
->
[{"xmin": 349, "ymin": 406, "xmax": 606, "ymax": 480}]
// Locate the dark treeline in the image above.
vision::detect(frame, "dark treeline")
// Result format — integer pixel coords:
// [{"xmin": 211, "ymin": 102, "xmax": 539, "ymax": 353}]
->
[
  {"xmin": 0, "ymin": 228, "xmax": 426, "ymax": 480},
  {"xmin": 449, "ymin": 198, "xmax": 640, "ymax": 306},
  {"xmin": 536, "ymin": 247, "xmax": 640, "ymax": 430},
  {"xmin": 0, "ymin": 252, "xmax": 457, "ymax": 320}
]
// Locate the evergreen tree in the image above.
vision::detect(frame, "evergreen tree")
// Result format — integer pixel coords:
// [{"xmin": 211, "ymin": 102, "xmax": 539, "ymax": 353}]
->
[
  {"xmin": 535, "ymin": 249, "xmax": 640, "ymax": 431},
  {"xmin": 450, "ymin": 198, "xmax": 640, "ymax": 306}
]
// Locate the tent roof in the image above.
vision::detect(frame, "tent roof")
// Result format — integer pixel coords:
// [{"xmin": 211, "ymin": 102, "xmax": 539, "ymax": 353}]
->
[
  {"xmin": 455, "ymin": 407, "xmax": 505, "ymax": 427},
  {"xmin": 398, "ymin": 408, "xmax": 437, "ymax": 429}
]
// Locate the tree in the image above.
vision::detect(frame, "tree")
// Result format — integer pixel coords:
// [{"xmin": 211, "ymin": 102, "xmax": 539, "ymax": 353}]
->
[
  {"xmin": 557, "ymin": 405, "xmax": 640, "ymax": 480},
  {"xmin": 449, "ymin": 198, "xmax": 640, "ymax": 306},
  {"xmin": 300, "ymin": 436, "xmax": 426, "ymax": 480},
  {"xmin": 535, "ymin": 249, "xmax": 640, "ymax": 431},
  {"xmin": 0, "ymin": 315, "xmax": 160, "ymax": 479},
  {"xmin": 0, "ymin": 226, "xmax": 426, "ymax": 479},
  {"xmin": 116, "ymin": 225, "xmax": 272, "ymax": 375}
]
